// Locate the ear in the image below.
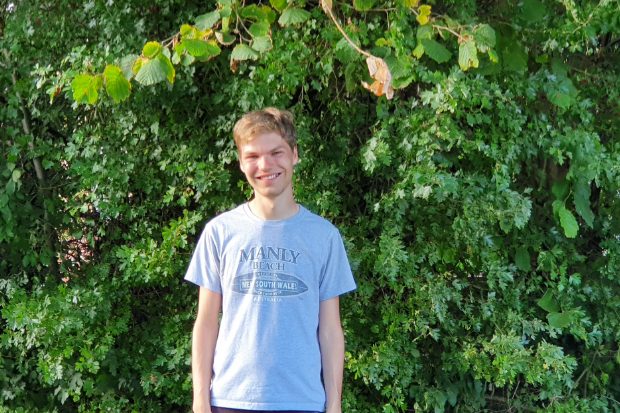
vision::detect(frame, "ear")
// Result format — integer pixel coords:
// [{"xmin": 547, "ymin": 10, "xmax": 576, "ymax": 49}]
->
[{"xmin": 293, "ymin": 146, "xmax": 299, "ymax": 165}]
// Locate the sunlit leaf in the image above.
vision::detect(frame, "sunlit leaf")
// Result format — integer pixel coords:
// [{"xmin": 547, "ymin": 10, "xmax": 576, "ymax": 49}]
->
[
  {"xmin": 231, "ymin": 43, "xmax": 259, "ymax": 61},
  {"xmin": 195, "ymin": 11, "xmax": 220, "ymax": 30},
  {"xmin": 251, "ymin": 36, "xmax": 273, "ymax": 53},
  {"xmin": 103, "ymin": 65, "xmax": 131, "ymax": 103},
  {"xmin": 458, "ymin": 39, "xmax": 479, "ymax": 71},
  {"xmin": 142, "ymin": 41, "xmax": 162, "ymax": 58},
  {"xmin": 71, "ymin": 74, "xmax": 102, "ymax": 104},
  {"xmin": 361, "ymin": 56, "xmax": 394, "ymax": 99},
  {"xmin": 278, "ymin": 8, "xmax": 311, "ymax": 26}
]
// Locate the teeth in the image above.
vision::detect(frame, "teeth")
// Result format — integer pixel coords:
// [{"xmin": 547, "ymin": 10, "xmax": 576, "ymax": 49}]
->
[{"xmin": 262, "ymin": 173, "xmax": 279, "ymax": 180}]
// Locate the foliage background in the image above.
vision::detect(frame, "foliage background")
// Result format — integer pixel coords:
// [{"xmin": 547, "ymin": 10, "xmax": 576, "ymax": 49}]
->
[{"xmin": 1, "ymin": 0, "xmax": 619, "ymax": 412}]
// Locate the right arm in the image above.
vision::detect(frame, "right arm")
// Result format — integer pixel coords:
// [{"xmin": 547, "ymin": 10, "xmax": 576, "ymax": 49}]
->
[{"xmin": 192, "ymin": 287, "xmax": 222, "ymax": 413}]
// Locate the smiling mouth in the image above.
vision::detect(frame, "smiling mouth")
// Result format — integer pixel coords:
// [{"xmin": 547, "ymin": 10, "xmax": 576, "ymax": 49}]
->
[{"xmin": 257, "ymin": 172, "xmax": 282, "ymax": 180}]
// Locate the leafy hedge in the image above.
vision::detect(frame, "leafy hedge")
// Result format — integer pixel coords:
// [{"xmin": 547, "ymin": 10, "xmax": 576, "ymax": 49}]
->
[{"xmin": 1, "ymin": 0, "xmax": 619, "ymax": 412}]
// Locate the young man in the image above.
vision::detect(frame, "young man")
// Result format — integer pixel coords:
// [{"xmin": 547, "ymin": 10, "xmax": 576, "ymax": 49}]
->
[{"xmin": 185, "ymin": 108, "xmax": 357, "ymax": 413}]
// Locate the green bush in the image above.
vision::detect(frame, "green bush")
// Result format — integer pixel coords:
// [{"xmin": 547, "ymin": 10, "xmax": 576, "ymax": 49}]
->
[{"xmin": 1, "ymin": 0, "xmax": 619, "ymax": 411}]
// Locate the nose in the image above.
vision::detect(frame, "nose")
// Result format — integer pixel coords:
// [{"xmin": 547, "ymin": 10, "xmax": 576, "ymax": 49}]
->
[{"xmin": 258, "ymin": 155, "xmax": 273, "ymax": 170}]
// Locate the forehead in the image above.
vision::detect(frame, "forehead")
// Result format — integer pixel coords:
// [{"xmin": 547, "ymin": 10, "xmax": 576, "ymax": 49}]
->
[{"xmin": 238, "ymin": 132, "xmax": 289, "ymax": 153}]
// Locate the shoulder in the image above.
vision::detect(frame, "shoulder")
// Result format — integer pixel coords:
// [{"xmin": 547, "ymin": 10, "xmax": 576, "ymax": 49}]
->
[
  {"xmin": 298, "ymin": 205, "xmax": 341, "ymax": 237},
  {"xmin": 202, "ymin": 204, "xmax": 247, "ymax": 235}
]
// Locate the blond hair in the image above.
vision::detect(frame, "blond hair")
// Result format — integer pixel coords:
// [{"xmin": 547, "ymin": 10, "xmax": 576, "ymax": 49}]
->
[{"xmin": 233, "ymin": 107, "xmax": 297, "ymax": 151}]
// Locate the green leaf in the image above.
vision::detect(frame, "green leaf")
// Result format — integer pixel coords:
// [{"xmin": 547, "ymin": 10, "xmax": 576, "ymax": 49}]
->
[
  {"xmin": 241, "ymin": 5, "xmax": 277, "ymax": 23},
  {"xmin": 195, "ymin": 11, "xmax": 220, "ymax": 30},
  {"xmin": 182, "ymin": 39, "xmax": 217, "ymax": 57},
  {"xmin": 458, "ymin": 39, "xmax": 479, "ymax": 71},
  {"xmin": 520, "ymin": 0, "xmax": 547, "ymax": 23},
  {"xmin": 416, "ymin": 25, "xmax": 433, "ymax": 41},
  {"xmin": 120, "ymin": 54, "xmax": 138, "ymax": 79},
  {"xmin": 71, "ymin": 74, "xmax": 102, "ymax": 104},
  {"xmin": 134, "ymin": 55, "xmax": 175, "ymax": 86},
  {"xmin": 278, "ymin": 8, "xmax": 310, "ymax": 26},
  {"xmin": 142, "ymin": 41, "xmax": 162, "ymax": 58},
  {"xmin": 269, "ymin": 0, "xmax": 287, "ymax": 12},
  {"xmin": 412, "ymin": 43, "xmax": 425, "ymax": 59},
  {"xmin": 547, "ymin": 312, "xmax": 571, "ymax": 329},
  {"xmin": 215, "ymin": 31, "xmax": 236, "ymax": 45},
  {"xmin": 515, "ymin": 247, "xmax": 531, "ymax": 272},
  {"xmin": 353, "ymin": 0, "xmax": 375, "ymax": 12},
  {"xmin": 421, "ymin": 38, "xmax": 451, "ymax": 63},
  {"xmin": 474, "ymin": 24, "xmax": 496, "ymax": 52},
  {"xmin": 231, "ymin": 43, "xmax": 259, "ymax": 61},
  {"xmin": 537, "ymin": 290, "xmax": 560, "ymax": 313},
  {"xmin": 251, "ymin": 36, "xmax": 273, "ymax": 53},
  {"xmin": 558, "ymin": 205, "xmax": 578, "ymax": 238},
  {"xmin": 103, "ymin": 65, "xmax": 131, "ymax": 103},
  {"xmin": 573, "ymin": 180, "xmax": 594, "ymax": 228},
  {"xmin": 249, "ymin": 21, "xmax": 270, "ymax": 37},
  {"xmin": 501, "ymin": 40, "xmax": 528, "ymax": 73},
  {"xmin": 552, "ymin": 180, "xmax": 569, "ymax": 200}
]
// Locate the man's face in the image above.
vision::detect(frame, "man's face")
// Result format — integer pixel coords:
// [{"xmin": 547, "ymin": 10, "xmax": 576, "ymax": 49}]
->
[{"xmin": 238, "ymin": 132, "xmax": 298, "ymax": 201}]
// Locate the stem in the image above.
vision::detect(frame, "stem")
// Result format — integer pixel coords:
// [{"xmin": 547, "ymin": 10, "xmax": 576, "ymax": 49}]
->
[
  {"xmin": 2, "ymin": 49, "xmax": 59, "ymax": 276},
  {"xmin": 322, "ymin": 1, "xmax": 371, "ymax": 59}
]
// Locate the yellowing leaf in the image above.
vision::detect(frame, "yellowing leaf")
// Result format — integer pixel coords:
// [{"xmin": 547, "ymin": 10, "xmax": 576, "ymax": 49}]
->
[
  {"xmin": 142, "ymin": 41, "xmax": 162, "ymax": 58},
  {"xmin": 458, "ymin": 39, "xmax": 479, "ymax": 71},
  {"xmin": 361, "ymin": 56, "xmax": 394, "ymax": 99},
  {"xmin": 416, "ymin": 4, "xmax": 432, "ymax": 25}
]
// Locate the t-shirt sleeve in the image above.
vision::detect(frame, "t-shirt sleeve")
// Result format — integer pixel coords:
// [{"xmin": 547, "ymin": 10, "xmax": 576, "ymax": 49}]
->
[
  {"xmin": 319, "ymin": 229, "xmax": 357, "ymax": 301},
  {"xmin": 184, "ymin": 223, "xmax": 222, "ymax": 293}
]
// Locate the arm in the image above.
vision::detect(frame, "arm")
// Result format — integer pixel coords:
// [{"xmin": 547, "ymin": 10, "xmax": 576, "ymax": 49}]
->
[
  {"xmin": 318, "ymin": 296, "xmax": 345, "ymax": 413},
  {"xmin": 191, "ymin": 287, "xmax": 222, "ymax": 413}
]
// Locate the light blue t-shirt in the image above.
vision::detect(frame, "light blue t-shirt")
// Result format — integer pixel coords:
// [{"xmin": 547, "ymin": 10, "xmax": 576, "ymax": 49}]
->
[{"xmin": 185, "ymin": 203, "xmax": 357, "ymax": 412}]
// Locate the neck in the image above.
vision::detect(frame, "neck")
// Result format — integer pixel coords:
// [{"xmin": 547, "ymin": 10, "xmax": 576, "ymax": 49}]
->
[{"xmin": 249, "ymin": 195, "xmax": 298, "ymax": 220}]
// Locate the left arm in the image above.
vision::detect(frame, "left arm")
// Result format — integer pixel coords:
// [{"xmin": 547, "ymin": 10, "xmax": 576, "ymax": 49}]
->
[{"xmin": 318, "ymin": 296, "xmax": 345, "ymax": 413}]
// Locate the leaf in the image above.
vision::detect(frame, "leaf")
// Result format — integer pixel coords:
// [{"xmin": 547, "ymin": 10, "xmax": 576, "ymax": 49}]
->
[
  {"xmin": 401, "ymin": 0, "xmax": 420, "ymax": 7},
  {"xmin": 195, "ymin": 11, "xmax": 220, "ymax": 30},
  {"xmin": 501, "ymin": 40, "xmax": 528, "ymax": 73},
  {"xmin": 520, "ymin": 0, "xmax": 547, "ymax": 23},
  {"xmin": 353, "ymin": 0, "xmax": 376, "ymax": 12},
  {"xmin": 71, "ymin": 74, "xmax": 102, "ymax": 104},
  {"xmin": 134, "ymin": 55, "xmax": 175, "ymax": 86},
  {"xmin": 231, "ymin": 43, "xmax": 259, "ymax": 61},
  {"xmin": 251, "ymin": 36, "xmax": 273, "ymax": 53},
  {"xmin": 142, "ymin": 41, "xmax": 162, "ymax": 58},
  {"xmin": 547, "ymin": 312, "xmax": 571, "ymax": 329},
  {"xmin": 421, "ymin": 38, "xmax": 451, "ymax": 63},
  {"xmin": 120, "ymin": 54, "xmax": 138, "ymax": 79},
  {"xmin": 103, "ymin": 65, "xmax": 131, "ymax": 103},
  {"xmin": 241, "ymin": 5, "xmax": 277, "ymax": 23},
  {"xmin": 573, "ymin": 180, "xmax": 594, "ymax": 228},
  {"xmin": 416, "ymin": 5, "xmax": 432, "ymax": 25},
  {"xmin": 458, "ymin": 39, "xmax": 479, "ymax": 71},
  {"xmin": 270, "ymin": 0, "xmax": 287, "ymax": 12},
  {"xmin": 361, "ymin": 56, "xmax": 394, "ymax": 99},
  {"xmin": 182, "ymin": 39, "xmax": 219, "ymax": 58},
  {"xmin": 558, "ymin": 205, "xmax": 578, "ymax": 238},
  {"xmin": 416, "ymin": 25, "xmax": 433, "ymax": 41},
  {"xmin": 278, "ymin": 8, "xmax": 311, "ymax": 26},
  {"xmin": 551, "ymin": 180, "xmax": 569, "ymax": 200},
  {"xmin": 412, "ymin": 43, "xmax": 425, "ymax": 59},
  {"xmin": 515, "ymin": 247, "xmax": 531, "ymax": 271},
  {"xmin": 537, "ymin": 290, "xmax": 560, "ymax": 313},
  {"xmin": 249, "ymin": 21, "xmax": 270, "ymax": 37},
  {"xmin": 215, "ymin": 31, "xmax": 236, "ymax": 45},
  {"xmin": 474, "ymin": 24, "xmax": 496, "ymax": 52}
]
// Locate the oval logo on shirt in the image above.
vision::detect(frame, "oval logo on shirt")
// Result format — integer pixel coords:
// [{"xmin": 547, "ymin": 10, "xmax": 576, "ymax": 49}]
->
[{"xmin": 232, "ymin": 272, "xmax": 308, "ymax": 297}]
